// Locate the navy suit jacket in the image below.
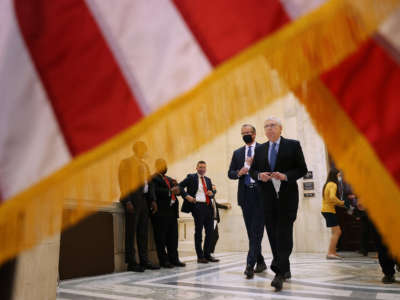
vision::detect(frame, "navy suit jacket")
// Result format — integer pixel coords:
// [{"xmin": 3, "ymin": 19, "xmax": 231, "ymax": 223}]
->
[
  {"xmin": 249, "ymin": 137, "xmax": 307, "ymax": 213},
  {"xmin": 228, "ymin": 143, "xmax": 260, "ymax": 206},
  {"xmin": 179, "ymin": 173, "xmax": 214, "ymax": 213}
]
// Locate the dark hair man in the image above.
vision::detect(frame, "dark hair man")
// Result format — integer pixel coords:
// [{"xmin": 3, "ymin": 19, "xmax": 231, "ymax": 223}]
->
[
  {"xmin": 151, "ymin": 158, "xmax": 185, "ymax": 268},
  {"xmin": 118, "ymin": 141, "xmax": 159, "ymax": 272},
  {"xmin": 228, "ymin": 124, "xmax": 266, "ymax": 279},
  {"xmin": 180, "ymin": 161, "xmax": 219, "ymax": 263}
]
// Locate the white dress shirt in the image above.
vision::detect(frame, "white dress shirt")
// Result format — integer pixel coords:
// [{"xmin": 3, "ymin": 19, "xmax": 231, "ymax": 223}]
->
[
  {"xmin": 195, "ymin": 174, "xmax": 207, "ymax": 202},
  {"xmin": 244, "ymin": 141, "xmax": 256, "ymax": 183}
]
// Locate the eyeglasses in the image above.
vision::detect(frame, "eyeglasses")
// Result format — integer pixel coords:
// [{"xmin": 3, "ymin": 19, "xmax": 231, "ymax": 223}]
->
[{"xmin": 264, "ymin": 123, "xmax": 278, "ymax": 128}]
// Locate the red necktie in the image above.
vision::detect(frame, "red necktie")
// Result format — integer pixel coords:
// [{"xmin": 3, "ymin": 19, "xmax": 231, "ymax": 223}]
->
[
  {"xmin": 163, "ymin": 175, "xmax": 176, "ymax": 201},
  {"xmin": 200, "ymin": 176, "xmax": 210, "ymax": 205}
]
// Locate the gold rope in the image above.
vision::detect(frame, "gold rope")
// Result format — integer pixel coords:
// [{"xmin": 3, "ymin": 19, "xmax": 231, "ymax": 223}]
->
[
  {"xmin": 294, "ymin": 79, "xmax": 400, "ymax": 259},
  {"xmin": 0, "ymin": 0, "xmax": 399, "ymax": 265}
]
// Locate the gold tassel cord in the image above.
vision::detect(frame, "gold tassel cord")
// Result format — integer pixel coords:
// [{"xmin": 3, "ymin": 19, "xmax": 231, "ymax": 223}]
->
[
  {"xmin": 294, "ymin": 79, "xmax": 400, "ymax": 260},
  {"xmin": 0, "ymin": 0, "xmax": 399, "ymax": 265}
]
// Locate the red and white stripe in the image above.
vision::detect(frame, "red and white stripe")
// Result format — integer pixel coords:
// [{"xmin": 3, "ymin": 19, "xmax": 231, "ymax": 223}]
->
[
  {"xmin": 0, "ymin": 0, "xmax": 71, "ymax": 199},
  {"xmin": 1, "ymin": 0, "xmax": 399, "ymax": 201},
  {"xmin": 85, "ymin": 0, "xmax": 212, "ymax": 113}
]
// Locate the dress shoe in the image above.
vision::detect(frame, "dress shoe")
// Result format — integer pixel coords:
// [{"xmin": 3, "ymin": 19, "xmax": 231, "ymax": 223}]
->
[
  {"xmin": 358, "ymin": 249, "xmax": 368, "ymax": 256},
  {"xmin": 142, "ymin": 262, "xmax": 160, "ymax": 270},
  {"xmin": 172, "ymin": 261, "xmax": 186, "ymax": 267},
  {"xmin": 382, "ymin": 274, "xmax": 395, "ymax": 284},
  {"xmin": 197, "ymin": 258, "xmax": 209, "ymax": 264},
  {"xmin": 205, "ymin": 255, "xmax": 219, "ymax": 262},
  {"xmin": 161, "ymin": 261, "xmax": 174, "ymax": 268},
  {"xmin": 127, "ymin": 264, "xmax": 145, "ymax": 272},
  {"xmin": 254, "ymin": 262, "xmax": 267, "ymax": 273},
  {"xmin": 271, "ymin": 275, "xmax": 283, "ymax": 292},
  {"xmin": 244, "ymin": 265, "xmax": 254, "ymax": 279},
  {"xmin": 283, "ymin": 271, "xmax": 291, "ymax": 280}
]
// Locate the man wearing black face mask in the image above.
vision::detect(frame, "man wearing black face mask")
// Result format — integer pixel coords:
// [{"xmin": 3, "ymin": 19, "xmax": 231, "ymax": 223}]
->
[
  {"xmin": 151, "ymin": 158, "xmax": 185, "ymax": 268},
  {"xmin": 228, "ymin": 124, "xmax": 266, "ymax": 279}
]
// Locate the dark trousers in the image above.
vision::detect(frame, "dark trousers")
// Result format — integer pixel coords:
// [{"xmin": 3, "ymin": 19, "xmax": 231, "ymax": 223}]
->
[
  {"xmin": 265, "ymin": 200, "xmax": 297, "ymax": 275},
  {"xmin": 209, "ymin": 224, "xmax": 219, "ymax": 254},
  {"xmin": 372, "ymin": 223, "xmax": 397, "ymax": 276},
  {"xmin": 152, "ymin": 215, "xmax": 179, "ymax": 264},
  {"xmin": 124, "ymin": 203, "xmax": 149, "ymax": 266},
  {"xmin": 360, "ymin": 214, "xmax": 373, "ymax": 254},
  {"xmin": 0, "ymin": 258, "xmax": 16, "ymax": 300},
  {"xmin": 192, "ymin": 202, "xmax": 214, "ymax": 258},
  {"xmin": 241, "ymin": 186, "xmax": 265, "ymax": 267}
]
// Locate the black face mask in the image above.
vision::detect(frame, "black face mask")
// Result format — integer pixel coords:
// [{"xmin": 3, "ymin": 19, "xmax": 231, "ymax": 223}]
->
[{"xmin": 242, "ymin": 134, "xmax": 253, "ymax": 144}]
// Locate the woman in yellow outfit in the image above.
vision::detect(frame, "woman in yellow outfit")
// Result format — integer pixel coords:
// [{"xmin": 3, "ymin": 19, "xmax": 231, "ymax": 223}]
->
[{"xmin": 321, "ymin": 169, "xmax": 345, "ymax": 259}]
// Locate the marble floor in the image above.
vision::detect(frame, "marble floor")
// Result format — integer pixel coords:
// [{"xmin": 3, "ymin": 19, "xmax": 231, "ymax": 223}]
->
[{"xmin": 57, "ymin": 252, "xmax": 400, "ymax": 300}]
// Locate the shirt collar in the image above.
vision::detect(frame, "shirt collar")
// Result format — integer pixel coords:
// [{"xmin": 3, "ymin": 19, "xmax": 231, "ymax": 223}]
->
[
  {"xmin": 269, "ymin": 136, "xmax": 281, "ymax": 146},
  {"xmin": 245, "ymin": 141, "xmax": 256, "ymax": 149}
]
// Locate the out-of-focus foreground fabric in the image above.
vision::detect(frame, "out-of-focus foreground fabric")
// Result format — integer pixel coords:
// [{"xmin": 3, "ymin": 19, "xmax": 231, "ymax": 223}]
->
[{"xmin": 0, "ymin": 0, "xmax": 399, "ymax": 265}]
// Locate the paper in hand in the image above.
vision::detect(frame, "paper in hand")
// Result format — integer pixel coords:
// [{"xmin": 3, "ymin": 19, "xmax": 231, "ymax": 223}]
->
[{"xmin": 272, "ymin": 178, "xmax": 281, "ymax": 198}]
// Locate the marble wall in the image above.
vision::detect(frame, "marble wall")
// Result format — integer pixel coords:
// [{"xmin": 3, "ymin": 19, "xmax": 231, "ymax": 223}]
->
[{"xmin": 12, "ymin": 235, "xmax": 60, "ymax": 300}]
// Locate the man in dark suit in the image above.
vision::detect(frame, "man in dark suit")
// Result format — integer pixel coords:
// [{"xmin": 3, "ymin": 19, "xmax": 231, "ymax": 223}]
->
[
  {"xmin": 118, "ymin": 141, "xmax": 159, "ymax": 272},
  {"xmin": 180, "ymin": 161, "xmax": 219, "ymax": 263},
  {"xmin": 151, "ymin": 158, "xmax": 185, "ymax": 268},
  {"xmin": 250, "ymin": 117, "xmax": 307, "ymax": 291},
  {"xmin": 228, "ymin": 124, "xmax": 266, "ymax": 279}
]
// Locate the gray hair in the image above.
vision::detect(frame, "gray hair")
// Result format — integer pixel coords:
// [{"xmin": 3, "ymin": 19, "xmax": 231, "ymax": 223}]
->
[{"xmin": 264, "ymin": 116, "xmax": 282, "ymax": 127}]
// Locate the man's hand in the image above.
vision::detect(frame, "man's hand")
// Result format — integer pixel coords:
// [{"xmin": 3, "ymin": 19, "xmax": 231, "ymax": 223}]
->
[
  {"xmin": 238, "ymin": 167, "xmax": 249, "ymax": 177},
  {"xmin": 126, "ymin": 202, "xmax": 135, "ymax": 213},
  {"xmin": 225, "ymin": 203, "xmax": 232, "ymax": 209},
  {"xmin": 171, "ymin": 186, "xmax": 180, "ymax": 195},
  {"xmin": 259, "ymin": 172, "xmax": 272, "ymax": 182},
  {"xmin": 271, "ymin": 172, "xmax": 287, "ymax": 181},
  {"xmin": 151, "ymin": 201, "xmax": 158, "ymax": 214},
  {"xmin": 206, "ymin": 190, "xmax": 213, "ymax": 197},
  {"xmin": 186, "ymin": 195, "xmax": 196, "ymax": 203},
  {"xmin": 245, "ymin": 156, "xmax": 253, "ymax": 165}
]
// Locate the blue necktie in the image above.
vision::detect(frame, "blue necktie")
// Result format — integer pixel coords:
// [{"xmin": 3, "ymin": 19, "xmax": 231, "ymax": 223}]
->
[
  {"xmin": 244, "ymin": 146, "xmax": 252, "ymax": 185},
  {"xmin": 270, "ymin": 142, "xmax": 277, "ymax": 171}
]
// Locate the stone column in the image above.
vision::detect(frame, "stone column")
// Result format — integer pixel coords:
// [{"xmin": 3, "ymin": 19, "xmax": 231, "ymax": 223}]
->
[{"xmin": 12, "ymin": 235, "xmax": 60, "ymax": 300}]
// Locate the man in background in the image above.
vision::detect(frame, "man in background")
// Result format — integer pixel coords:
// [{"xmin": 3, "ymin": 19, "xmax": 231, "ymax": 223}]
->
[
  {"xmin": 118, "ymin": 141, "xmax": 159, "ymax": 272},
  {"xmin": 180, "ymin": 161, "xmax": 218, "ymax": 263},
  {"xmin": 151, "ymin": 158, "xmax": 185, "ymax": 268},
  {"xmin": 228, "ymin": 124, "xmax": 266, "ymax": 279}
]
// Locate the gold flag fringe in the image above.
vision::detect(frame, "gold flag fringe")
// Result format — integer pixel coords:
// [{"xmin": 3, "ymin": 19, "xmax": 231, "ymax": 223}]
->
[
  {"xmin": 0, "ymin": 0, "xmax": 399, "ymax": 265},
  {"xmin": 294, "ymin": 79, "xmax": 400, "ymax": 260}
]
